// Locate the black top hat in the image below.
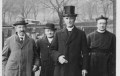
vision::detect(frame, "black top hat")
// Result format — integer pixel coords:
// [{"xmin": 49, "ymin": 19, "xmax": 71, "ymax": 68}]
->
[
  {"xmin": 63, "ymin": 6, "xmax": 77, "ymax": 17},
  {"xmin": 96, "ymin": 15, "xmax": 108, "ymax": 21},
  {"xmin": 44, "ymin": 23, "xmax": 57, "ymax": 30},
  {"xmin": 13, "ymin": 17, "xmax": 28, "ymax": 26}
]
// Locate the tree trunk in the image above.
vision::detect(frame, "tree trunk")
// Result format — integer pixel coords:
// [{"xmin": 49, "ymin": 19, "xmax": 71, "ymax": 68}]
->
[
  {"xmin": 58, "ymin": 12, "xmax": 63, "ymax": 29},
  {"xmin": 2, "ymin": 12, "xmax": 6, "ymax": 25},
  {"xmin": 59, "ymin": 16, "xmax": 63, "ymax": 29},
  {"xmin": 113, "ymin": 0, "xmax": 116, "ymax": 34}
]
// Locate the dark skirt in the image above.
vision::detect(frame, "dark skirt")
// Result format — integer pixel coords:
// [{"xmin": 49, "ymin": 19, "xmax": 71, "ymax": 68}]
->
[
  {"xmin": 40, "ymin": 60, "xmax": 55, "ymax": 76},
  {"xmin": 89, "ymin": 52, "xmax": 110, "ymax": 76}
]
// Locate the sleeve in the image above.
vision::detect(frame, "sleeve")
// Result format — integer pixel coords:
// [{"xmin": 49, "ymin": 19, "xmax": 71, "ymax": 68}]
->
[
  {"xmin": 87, "ymin": 34, "xmax": 91, "ymax": 48},
  {"xmin": 36, "ymin": 39, "xmax": 41, "ymax": 66},
  {"xmin": 50, "ymin": 32, "xmax": 62, "ymax": 64},
  {"xmin": 111, "ymin": 35, "xmax": 116, "ymax": 60},
  {"xmin": 33, "ymin": 39, "xmax": 40, "ymax": 66},
  {"xmin": 36, "ymin": 40, "xmax": 40, "ymax": 57},
  {"xmin": 108, "ymin": 34, "xmax": 116, "ymax": 76},
  {"xmin": 81, "ymin": 32, "xmax": 89, "ymax": 70},
  {"xmin": 2, "ymin": 38, "xmax": 11, "ymax": 75}
]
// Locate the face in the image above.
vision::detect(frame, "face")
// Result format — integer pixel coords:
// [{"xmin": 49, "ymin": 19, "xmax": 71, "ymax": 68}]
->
[
  {"xmin": 45, "ymin": 29, "xmax": 55, "ymax": 38},
  {"xmin": 97, "ymin": 19, "xmax": 107, "ymax": 31},
  {"xmin": 15, "ymin": 25, "xmax": 26, "ymax": 36},
  {"xmin": 63, "ymin": 17, "xmax": 76, "ymax": 28}
]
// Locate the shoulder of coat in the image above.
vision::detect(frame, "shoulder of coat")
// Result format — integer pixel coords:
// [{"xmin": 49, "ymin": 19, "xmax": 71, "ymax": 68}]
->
[
  {"xmin": 106, "ymin": 30, "xmax": 115, "ymax": 36},
  {"xmin": 4, "ymin": 34, "xmax": 15, "ymax": 45},
  {"xmin": 56, "ymin": 29, "xmax": 63, "ymax": 33},
  {"xmin": 7, "ymin": 34, "xmax": 16, "ymax": 40},
  {"xmin": 87, "ymin": 31, "xmax": 96, "ymax": 38},
  {"xmin": 36, "ymin": 36, "xmax": 44, "ymax": 43},
  {"xmin": 28, "ymin": 37, "xmax": 35, "ymax": 43}
]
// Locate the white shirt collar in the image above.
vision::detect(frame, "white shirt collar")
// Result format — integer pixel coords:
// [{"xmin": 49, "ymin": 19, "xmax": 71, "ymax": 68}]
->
[
  {"xmin": 47, "ymin": 37, "xmax": 53, "ymax": 43},
  {"xmin": 66, "ymin": 26, "xmax": 74, "ymax": 31},
  {"xmin": 18, "ymin": 34, "xmax": 25, "ymax": 41},
  {"xmin": 97, "ymin": 29, "xmax": 105, "ymax": 33}
]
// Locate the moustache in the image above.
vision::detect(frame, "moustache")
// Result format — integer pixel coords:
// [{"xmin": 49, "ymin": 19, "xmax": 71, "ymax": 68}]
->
[{"xmin": 20, "ymin": 30, "xmax": 25, "ymax": 33}]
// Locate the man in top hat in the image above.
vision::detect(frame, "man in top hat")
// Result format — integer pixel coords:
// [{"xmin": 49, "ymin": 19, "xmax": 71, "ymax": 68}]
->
[
  {"xmin": 87, "ymin": 15, "xmax": 116, "ymax": 76},
  {"xmin": 2, "ymin": 17, "xmax": 39, "ymax": 76},
  {"xmin": 36, "ymin": 23, "xmax": 57, "ymax": 76},
  {"xmin": 50, "ymin": 6, "xmax": 89, "ymax": 76}
]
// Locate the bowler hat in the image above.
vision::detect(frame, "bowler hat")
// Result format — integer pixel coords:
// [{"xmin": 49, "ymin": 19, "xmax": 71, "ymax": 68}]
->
[
  {"xmin": 63, "ymin": 6, "xmax": 77, "ymax": 17},
  {"xmin": 44, "ymin": 23, "xmax": 57, "ymax": 30},
  {"xmin": 13, "ymin": 17, "xmax": 28, "ymax": 26},
  {"xmin": 96, "ymin": 15, "xmax": 108, "ymax": 21}
]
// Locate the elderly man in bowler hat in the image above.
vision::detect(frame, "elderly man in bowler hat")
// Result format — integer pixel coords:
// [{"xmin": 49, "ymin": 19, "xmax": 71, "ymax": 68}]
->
[
  {"xmin": 50, "ymin": 6, "xmax": 89, "ymax": 76},
  {"xmin": 87, "ymin": 15, "xmax": 116, "ymax": 76},
  {"xmin": 2, "ymin": 17, "xmax": 39, "ymax": 76},
  {"xmin": 36, "ymin": 23, "xmax": 57, "ymax": 76}
]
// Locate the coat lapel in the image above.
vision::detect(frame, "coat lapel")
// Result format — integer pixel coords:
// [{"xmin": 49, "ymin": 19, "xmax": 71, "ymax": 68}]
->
[
  {"xmin": 43, "ymin": 36, "xmax": 51, "ymax": 45},
  {"xmin": 61, "ymin": 28, "xmax": 69, "ymax": 43},
  {"xmin": 22, "ymin": 34, "xmax": 29, "ymax": 48},
  {"xmin": 14, "ymin": 33, "xmax": 30, "ymax": 48},
  {"xmin": 14, "ymin": 34, "xmax": 22, "ymax": 48},
  {"xmin": 66, "ymin": 27, "xmax": 78, "ymax": 45}
]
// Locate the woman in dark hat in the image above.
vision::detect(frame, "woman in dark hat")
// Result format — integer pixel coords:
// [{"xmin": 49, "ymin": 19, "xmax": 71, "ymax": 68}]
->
[
  {"xmin": 87, "ymin": 15, "xmax": 116, "ymax": 76},
  {"xmin": 50, "ymin": 6, "xmax": 89, "ymax": 76},
  {"xmin": 36, "ymin": 23, "xmax": 57, "ymax": 76}
]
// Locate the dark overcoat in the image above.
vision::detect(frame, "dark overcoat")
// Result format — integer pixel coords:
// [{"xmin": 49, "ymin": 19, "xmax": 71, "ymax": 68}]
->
[
  {"xmin": 36, "ymin": 36, "xmax": 55, "ymax": 76},
  {"xmin": 2, "ymin": 33, "xmax": 39, "ymax": 76},
  {"xmin": 50, "ymin": 26, "xmax": 89, "ymax": 76},
  {"xmin": 87, "ymin": 31, "xmax": 116, "ymax": 76}
]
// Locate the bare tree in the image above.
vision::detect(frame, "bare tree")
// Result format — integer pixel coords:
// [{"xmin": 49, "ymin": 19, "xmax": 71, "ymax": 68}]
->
[
  {"xmin": 86, "ymin": 0, "xmax": 94, "ymax": 20},
  {"xmin": 109, "ymin": 0, "xmax": 116, "ymax": 34},
  {"xmin": 85, "ymin": 0, "xmax": 100, "ymax": 20},
  {"xmin": 39, "ymin": 0, "xmax": 72, "ymax": 29},
  {"xmin": 7, "ymin": 11, "xmax": 13, "ymax": 24},
  {"xmin": 76, "ymin": 0, "xmax": 100, "ymax": 21},
  {"xmin": 17, "ymin": 0, "xmax": 33, "ymax": 18},
  {"xmin": 100, "ymin": 0, "xmax": 113, "ymax": 17},
  {"xmin": 2, "ymin": 0, "xmax": 14, "ymax": 25},
  {"xmin": 31, "ymin": 0, "xmax": 40, "ymax": 20}
]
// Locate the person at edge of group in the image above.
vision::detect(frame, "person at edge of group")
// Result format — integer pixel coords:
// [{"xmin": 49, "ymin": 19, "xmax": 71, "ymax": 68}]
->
[
  {"xmin": 2, "ymin": 17, "xmax": 40, "ymax": 76},
  {"xmin": 50, "ymin": 5, "xmax": 89, "ymax": 76},
  {"xmin": 87, "ymin": 15, "xmax": 116, "ymax": 76},
  {"xmin": 36, "ymin": 23, "xmax": 57, "ymax": 76}
]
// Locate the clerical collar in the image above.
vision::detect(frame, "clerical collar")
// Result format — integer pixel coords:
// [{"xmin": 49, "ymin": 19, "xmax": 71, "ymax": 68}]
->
[
  {"xmin": 66, "ymin": 26, "xmax": 74, "ymax": 31},
  {"xmin": 97, "ymin": 29, "xmax": 105, "ymax": 33},
  {"xmin": 47, "ymin": 37, "xmax": 53, "ymax": 43}
]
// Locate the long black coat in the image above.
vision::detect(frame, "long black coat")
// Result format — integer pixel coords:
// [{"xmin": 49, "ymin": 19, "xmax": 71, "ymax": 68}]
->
[
  {"xmin": 36, "ymin": 36, "xmax": 55, "ymax": 76},
  {"xmin": 50, "ymin": 27, "xmax": 89, "ymax": 76},
  {"xmin": 87, "ymin": 31, "xmax": 116, "ymax": 76}
]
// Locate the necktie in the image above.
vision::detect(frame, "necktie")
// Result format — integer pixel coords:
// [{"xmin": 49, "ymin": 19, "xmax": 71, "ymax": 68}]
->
[
  {"xmin": 68, "ymin": 31, "xmax": 72, "ymax": 36},
  {"xmin": 20, "ymin": 37, "xmax": 23, "ymax": 44}
]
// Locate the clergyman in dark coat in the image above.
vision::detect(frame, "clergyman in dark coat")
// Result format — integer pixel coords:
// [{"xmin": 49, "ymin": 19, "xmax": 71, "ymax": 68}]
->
[
  {"xmin": 87, "ymin": 15, "xmax": 116, "ymax": 76},
  {"xmin": 50, "ymin": 6, "xmax": 89, "ymax": 76},
  {"xmin": 36, "ymin": 23, "xmax": 56, "ymax": 76}
]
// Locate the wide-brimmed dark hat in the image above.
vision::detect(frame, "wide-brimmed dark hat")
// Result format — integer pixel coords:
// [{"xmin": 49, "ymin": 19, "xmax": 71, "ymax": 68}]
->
[
  {"xmin": 44, "ymin": 23, "xmax": 57, "ymax": 30},
  {"xmin": 63, "ymin": 6, "xmax": 77, "ymax": 17},
  {"xmin": 96, "ymin": 15, "xmax": 108, "ymax": 21},
  {"xmin": 13, "ymin": 17, "xmax": 28, "ymax": 26}
]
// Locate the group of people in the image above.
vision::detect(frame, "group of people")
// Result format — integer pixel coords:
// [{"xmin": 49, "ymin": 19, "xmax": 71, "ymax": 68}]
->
[{"xmin": 2, "ymin": 6, "xmax": 116, "ymax": 76}]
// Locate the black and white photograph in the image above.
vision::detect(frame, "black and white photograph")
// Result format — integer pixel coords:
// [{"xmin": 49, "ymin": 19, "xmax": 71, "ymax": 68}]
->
[{"xmin": 2, "ymin": 0, "xmax": 117, "ymax": 76}]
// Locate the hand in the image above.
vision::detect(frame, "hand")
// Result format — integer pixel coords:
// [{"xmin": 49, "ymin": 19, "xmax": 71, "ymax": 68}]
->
[
  {"xmin": 32, "ymin": 65, "xmax": 38, "ymax": 72},
  {"xmin": 82, "ymin": 69, "xmax": 87, "ymax": 76},
  {"xmin": 58, "ymin": 55, "xmax": 68, "ymax": 64}
]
